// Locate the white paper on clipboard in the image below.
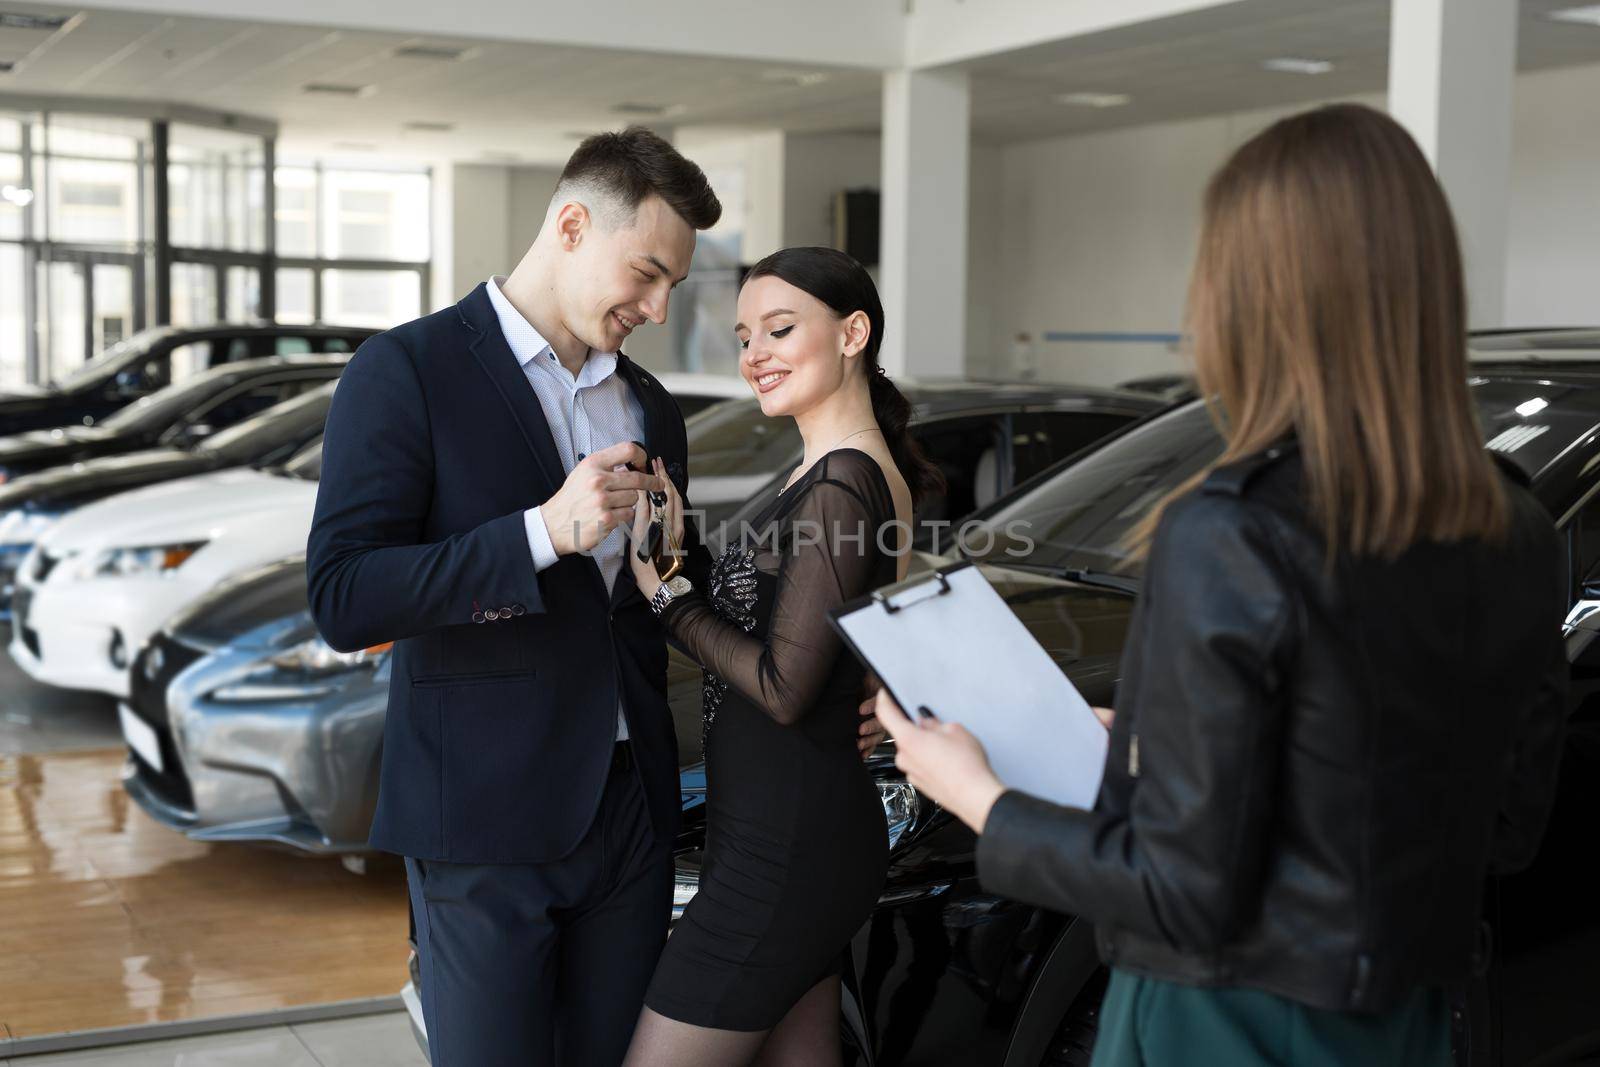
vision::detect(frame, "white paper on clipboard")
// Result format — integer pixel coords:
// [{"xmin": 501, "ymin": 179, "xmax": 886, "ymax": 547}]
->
[{"xmin": 832, "ymin": 563, "xmax": 1108, "ymax": 810}]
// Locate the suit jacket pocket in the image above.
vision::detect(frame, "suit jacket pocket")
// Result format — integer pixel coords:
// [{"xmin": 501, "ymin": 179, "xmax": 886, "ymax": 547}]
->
[
  {"xmin": 428, "ymin": 671, "xmax": 602, "ymax": 859},
  {"xmin": 412, "ymin": 668, "xmax": 537, "ymax": 689}
]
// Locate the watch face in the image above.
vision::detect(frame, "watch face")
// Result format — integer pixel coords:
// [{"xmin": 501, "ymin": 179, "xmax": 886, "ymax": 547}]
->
[{"xmin": 666, "ymin": 576, "xmax": 693, "ymax": 595}]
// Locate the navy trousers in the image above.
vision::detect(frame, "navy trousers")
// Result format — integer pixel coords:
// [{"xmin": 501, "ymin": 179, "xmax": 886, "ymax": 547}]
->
[{"xmin": 406, "ymin": 746, "xmax": 672, "ymax": 1067}]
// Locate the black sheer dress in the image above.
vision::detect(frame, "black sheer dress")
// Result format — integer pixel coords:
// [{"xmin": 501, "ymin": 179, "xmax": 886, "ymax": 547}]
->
[{"xmin": 645, "ymin": 448, "xmax": 896, "ymax": 1031}]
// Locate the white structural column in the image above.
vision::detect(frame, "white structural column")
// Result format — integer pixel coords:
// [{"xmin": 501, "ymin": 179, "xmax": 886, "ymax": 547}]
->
[
  {"xmin": 1387, "ymin": 0, "xmax": 1518, "ymax": 328},
  {"xmin": 878, "ymin": 68, "xmax": 970, "ymax": 378}
]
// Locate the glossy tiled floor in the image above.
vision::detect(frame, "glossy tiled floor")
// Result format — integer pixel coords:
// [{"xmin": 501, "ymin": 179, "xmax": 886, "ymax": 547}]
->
[
  {"xmin": 5, "ymin": 1012, "xmax": 429, "ymax": 1065},
  {"xmin": 0, "ymin": 661, "xmax": 412, "ymax": 1042}
]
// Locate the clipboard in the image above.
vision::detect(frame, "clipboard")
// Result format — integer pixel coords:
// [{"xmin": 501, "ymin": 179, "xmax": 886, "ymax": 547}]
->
[{"xmin": 829, "ymin": 560, "xmax": 1108, "ymax": 810}]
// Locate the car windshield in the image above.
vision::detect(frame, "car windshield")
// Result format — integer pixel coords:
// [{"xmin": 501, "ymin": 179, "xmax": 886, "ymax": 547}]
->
[
  {"xmin": 97, "ymin": 362, "xmax": 245, "ymax": 434},
  {"xmin": 50, "ymin": 326, "xmax": 180, "ymax": 392},
  {"xmin": 965, "ymin": 378, "xmax": 1600, "ymax": 579},
  {"xmin": 199, "ymin": 383, "xmax": 335, "ymax": 460},
  {"xmin": 685, "ymin": 400, "xmax": 803, "ymax": 477}
]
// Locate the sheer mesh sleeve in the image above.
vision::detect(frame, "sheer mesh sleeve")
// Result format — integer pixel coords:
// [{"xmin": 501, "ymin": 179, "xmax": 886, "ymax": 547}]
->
[{"xmin": 661, "ymin": 452, "xmax": 888, "ymax": 726}]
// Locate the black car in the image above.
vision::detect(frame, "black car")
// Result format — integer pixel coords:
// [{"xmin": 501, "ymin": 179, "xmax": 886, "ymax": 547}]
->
[
  {"xmin": 663, "ymin": 362, "xmax": 1600, "ymax": 1067},
  {"xmin": 0, "ymin": 355, "xmax": 348, "ymax": 484},
  {"xmin": 688, "ymin": 382, "xmax": 1165, "ymax": 540},
  {"xmin": 0, "ymin": 323, "xmax": 374, "ymax": 435},
  {"xmin": 0, "ymin": 387, "xmax": 335, "ymax": 617}
]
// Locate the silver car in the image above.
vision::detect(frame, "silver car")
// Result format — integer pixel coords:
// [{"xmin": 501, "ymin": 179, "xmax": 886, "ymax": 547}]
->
[{"xmin": 122, "ymin": 555, "xmax": 390, "ymax": 856}]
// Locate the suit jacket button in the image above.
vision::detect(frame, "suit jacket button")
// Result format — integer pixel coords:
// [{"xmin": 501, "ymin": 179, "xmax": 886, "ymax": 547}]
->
[
  {"xmin": 510, "ymin": 604, "xmax": 525, "ymax": 616},
  {"xmin": 471, "ymin": 611, "xmax": 485, "ymax": 624},
  {"xmin": 486, "ymin": 608, "xmax": 502, "ymax": 620}
]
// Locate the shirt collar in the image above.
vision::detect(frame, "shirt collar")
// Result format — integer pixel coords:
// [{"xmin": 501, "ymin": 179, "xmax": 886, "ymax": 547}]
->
[{"xmin": 485, "ymin": 276, "xmax": 619, "ymax": 386}]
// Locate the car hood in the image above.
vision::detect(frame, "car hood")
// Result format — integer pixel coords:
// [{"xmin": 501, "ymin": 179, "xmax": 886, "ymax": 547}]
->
[
  {"xmin": 664, "ymin": 553, "xmax": 1138, "ymax": 766},
  {"xmin": 0, "ymin": 448, "xmax": 218, "ymax": 511},
  {"xmin": 36, "ymin": 466, "xmax": 317, "ymax": 556},
  {"xmin": 167, "ymin": 556, "xmax": 312, "ymax": 650},
  {"xmin": 0, "ymin": 424, "xmax": 110, "ymax": 464}
]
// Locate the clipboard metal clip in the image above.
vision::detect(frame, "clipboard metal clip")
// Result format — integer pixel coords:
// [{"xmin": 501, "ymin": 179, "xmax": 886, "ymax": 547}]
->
[{"xmin": 870, "ymin": 570, "xmax": 952, "ymax": 615}]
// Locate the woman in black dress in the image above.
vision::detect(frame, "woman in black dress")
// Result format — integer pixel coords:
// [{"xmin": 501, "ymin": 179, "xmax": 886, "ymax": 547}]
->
[{"xmin": 623, "ymin": 247, "xmax": 943, "ymax": 1066}]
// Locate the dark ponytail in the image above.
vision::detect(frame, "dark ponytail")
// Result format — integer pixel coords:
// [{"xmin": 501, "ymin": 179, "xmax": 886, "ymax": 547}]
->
[{"xmin": 742, "ymin": 247, "xmax": 946, "ymax": 503}]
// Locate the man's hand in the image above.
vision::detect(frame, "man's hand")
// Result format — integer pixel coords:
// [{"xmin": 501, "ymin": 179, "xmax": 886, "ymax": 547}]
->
[{"xmin": 542, "ymin": 442, "xmax": 663, "ymax": 556}]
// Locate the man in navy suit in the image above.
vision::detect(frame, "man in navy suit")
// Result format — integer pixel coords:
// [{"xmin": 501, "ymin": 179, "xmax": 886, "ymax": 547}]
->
[{"xmin": 307, "ymin": 127, "xmax": 722, "ymax": 1066}]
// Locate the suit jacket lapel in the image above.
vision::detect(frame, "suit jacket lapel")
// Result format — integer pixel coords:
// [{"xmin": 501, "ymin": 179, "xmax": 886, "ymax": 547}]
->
[
  {"xmin": 612, "ymin": 353, "xmax": 668, "ymax": 610},
  {"xmin": 459, "ymin": 284, "xmax": 565, "ymax": 493},
  {"xmin": 614, "ymin": 353, "xmax": 664, "ymax": 464}
]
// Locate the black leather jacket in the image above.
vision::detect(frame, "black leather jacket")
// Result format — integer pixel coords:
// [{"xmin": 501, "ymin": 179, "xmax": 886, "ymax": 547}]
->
[{"xmin": 978, "ymin": 447, "xmax": 1569, "ymax": 1013}]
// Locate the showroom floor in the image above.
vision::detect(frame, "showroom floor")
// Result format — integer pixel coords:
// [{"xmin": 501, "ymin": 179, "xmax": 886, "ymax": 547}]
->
[
  {"xmin": 0, "ymin": 658, "xmax": 423, "ymax": 1064},
  {"xmin": 3, "ymin": 1012, "xmax": 428, "ymax": 1065}
]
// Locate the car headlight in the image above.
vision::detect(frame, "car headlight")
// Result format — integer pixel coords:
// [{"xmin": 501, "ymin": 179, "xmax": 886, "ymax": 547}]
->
[
  {"xmin": 881, "ymin": 780, "xmax": 921, "ymax": 850},
  {"xmin": 268, "ymin": 636, "xmax": 393, "ymax": 675},
  {"xmin": 208, "ymin": 636, "xmax": 392, "ymax": 702},
  {"xmin": 70, "ymin": 541, "xmax": 207, "ymax": 580}
]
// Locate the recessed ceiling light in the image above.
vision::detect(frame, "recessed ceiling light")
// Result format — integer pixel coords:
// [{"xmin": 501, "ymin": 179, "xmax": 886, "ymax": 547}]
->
[
  {"xmin": 1549, "ymin": 4, "xmax": 1600, "ymax": 24},
  {"xmin": 393, "ymin": 44, "xmax": 470, "ymax": 61},
  {"xmin": 479, "ymin": 150, "xmax": 524, "ymax": 163},
  {"xmin": 332, "ymin": 141, "xmax": 378, "ymax": 152},
  {"xmin": 402, "ymin": 120, "xmax": 455, "ymax": 133},
  {"xmin": 611, "ymin": 102, "xmax": 687, "ymax": 117},
  {"xmin": 0, "ymin": 60, "xmax": 13, "ymax": 73},
  {"xmin": 303, "ymin": 83, "xmax": 375, "ymax": 98},
  {"xmin": 760, "ymin": 69, "xmax": 830, "ymax": 87},
  {"xmin": 0, "ymin": 12, "xmax": 72, "ymax": 30},
  {"xmin": 1263, "ymin": 57, "xmax": 1334, "ymax": 75},
  {"xmin": 1, "ymin": 184, "xmax": 35, "ymax": 207},
  {"xmin": 1055, "ymin": 92, "xmax": 1132, "ymax": 108}
]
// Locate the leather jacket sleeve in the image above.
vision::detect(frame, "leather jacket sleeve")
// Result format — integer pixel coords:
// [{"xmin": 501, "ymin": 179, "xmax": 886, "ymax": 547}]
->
[
  {"xmin": 1489, "ymin": 577, "xmax": 1570, "ymax": 874},
  {"xmin": 977, "ymin": 491, "xmax": 1296, "ymax": 953}
]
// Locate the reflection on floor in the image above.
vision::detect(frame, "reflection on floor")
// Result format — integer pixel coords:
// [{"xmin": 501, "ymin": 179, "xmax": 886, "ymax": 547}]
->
[
  {"xmin": 8, "ymin": 1011, "xmax": 428, "ymax": 1065},
  {"xmin": 0, "ymin": 748, "xmax": 410, "ymax": 1040}
]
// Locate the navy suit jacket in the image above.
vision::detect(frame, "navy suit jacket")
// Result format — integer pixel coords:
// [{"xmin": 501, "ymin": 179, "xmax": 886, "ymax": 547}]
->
[{"xmin": 307, "ymin": 282, "xmax": 707, "ymax": 863}]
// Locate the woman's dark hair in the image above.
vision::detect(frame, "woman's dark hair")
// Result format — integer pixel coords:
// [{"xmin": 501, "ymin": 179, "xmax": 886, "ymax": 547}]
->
[{"xmin": 743, "ymin": 247, "xmax": 945, "ymax": 504}]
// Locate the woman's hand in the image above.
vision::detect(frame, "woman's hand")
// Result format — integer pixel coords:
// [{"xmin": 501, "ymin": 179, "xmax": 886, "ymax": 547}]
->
[
  {"xmin": 627, "ymin": 489, "xmax": 663, "ymax": 602},
  {"xmin": 873, "ymin": 690, "xmax": 1006, "ymax": 834},
  {"xmin": 1093, "ymin": 706, "xmax": 1115, "ymax": 730},
  {"xmin": 627, "ymin": 457, "xmax": 687, "ymax": 601},
  {"xmin": 653, "ymin": 457, "xmax": 685, "ymax": 550}
]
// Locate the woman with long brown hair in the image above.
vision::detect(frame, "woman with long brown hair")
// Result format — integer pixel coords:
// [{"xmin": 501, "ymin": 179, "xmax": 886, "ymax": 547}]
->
[{"xmin": 875, "ymin": 103, "xmax": 1569, "ymax": 1065}]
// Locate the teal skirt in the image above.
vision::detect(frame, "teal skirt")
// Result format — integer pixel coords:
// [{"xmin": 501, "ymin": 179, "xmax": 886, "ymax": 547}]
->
[{"xmin": 1091, "ymin": 969, "xmax": 1451, "ymax": 1067}]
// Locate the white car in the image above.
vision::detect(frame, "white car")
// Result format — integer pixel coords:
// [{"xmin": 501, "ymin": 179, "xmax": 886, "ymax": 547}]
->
[
  {"xmin": 651, "ymin": 372, "xmax": 748, "ymax": 419},
  {"xmin": 10, "ymin": 465, "xmax": 317, "ymax": 698}
]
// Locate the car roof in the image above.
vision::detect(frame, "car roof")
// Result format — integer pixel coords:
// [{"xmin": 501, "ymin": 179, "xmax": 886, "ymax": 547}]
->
[
  {"xmin": 651, "ymin": 373, "xmax": 748, "ymax": 399},
  {"xmin": 1469, "ymin": 327, "xmax": 1600, "ymax": 352},
  {"xmin": 895, "ymin": 378, "xmax": 1164, "ymax": 416},
  {"xmin": 188, "ymin": 353, "xmax": 352, "ymax": 382},
  {"xmin": 168, "ymin": 322, "xmax": 377, "ymax": 338}
]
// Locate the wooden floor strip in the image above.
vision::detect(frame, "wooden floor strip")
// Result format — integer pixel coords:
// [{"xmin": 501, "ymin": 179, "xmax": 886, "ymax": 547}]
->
[{"xmin": 0, "ymin": 749, "xmax": 410, "ymax": 1040}]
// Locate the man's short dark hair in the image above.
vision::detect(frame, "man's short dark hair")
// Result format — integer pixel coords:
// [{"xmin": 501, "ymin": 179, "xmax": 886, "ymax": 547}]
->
[{"xmin": 557, "ymin": 125, "xmax": 722, "ymax": 231}]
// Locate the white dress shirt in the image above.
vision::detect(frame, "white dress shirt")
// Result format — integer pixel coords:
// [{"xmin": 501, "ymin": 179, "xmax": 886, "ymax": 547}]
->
[{"xmin": 486, "ymin": 276, "xmax": 645, "ymax": 741}]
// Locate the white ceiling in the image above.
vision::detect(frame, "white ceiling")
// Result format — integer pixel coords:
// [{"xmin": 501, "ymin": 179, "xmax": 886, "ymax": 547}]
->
[
  {"xmin": 963, "ymin": 0, "xmax": 1600, "ymax": 142},
  {"xmin": 1, "ymin": 0, "xmax": 1598, "ymax": 164}
]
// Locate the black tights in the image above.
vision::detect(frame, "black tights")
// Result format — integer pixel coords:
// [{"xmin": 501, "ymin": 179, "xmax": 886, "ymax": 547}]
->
[{"xmin": 621, "ymin": 975, "xmax": 842, "ymax": 1067}]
